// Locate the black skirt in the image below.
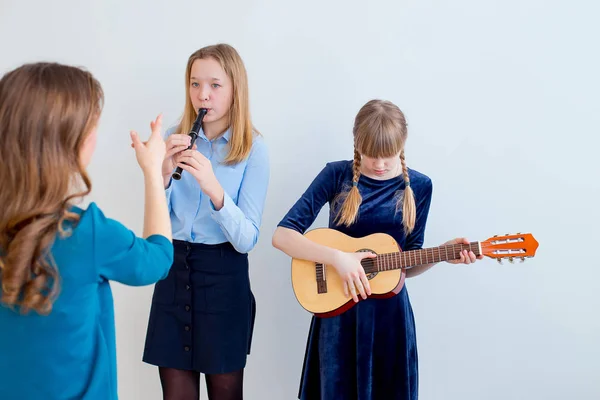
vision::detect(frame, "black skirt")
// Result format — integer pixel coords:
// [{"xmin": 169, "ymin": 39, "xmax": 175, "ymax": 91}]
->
[{"xmin": 142, "ymin": 240, "xmax": 256, "ymax": 374}]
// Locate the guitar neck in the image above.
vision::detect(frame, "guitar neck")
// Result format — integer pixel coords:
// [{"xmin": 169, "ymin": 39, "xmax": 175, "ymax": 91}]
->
[{"xmin": 363, "ymin": 242, "xmax": 481, "ymax": 273}]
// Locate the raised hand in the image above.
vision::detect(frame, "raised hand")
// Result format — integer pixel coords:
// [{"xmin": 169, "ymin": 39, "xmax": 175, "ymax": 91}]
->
[{"xmin": 130, "ymin": 114, "xmax": 166, "ymax": 175}]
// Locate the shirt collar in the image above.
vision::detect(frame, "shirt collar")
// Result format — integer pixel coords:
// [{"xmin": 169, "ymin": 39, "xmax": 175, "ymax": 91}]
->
[{"xmin": 199, "ymin": 127, "xmax": 232, "ymax": 143}]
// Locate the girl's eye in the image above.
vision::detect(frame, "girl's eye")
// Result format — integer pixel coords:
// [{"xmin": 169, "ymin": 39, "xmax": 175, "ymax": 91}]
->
[
  {"xmin": 212, "ymin": 83, "xmax": 221, "ymax": 89},
  {"xmin": 191, "ymin": 82, "xmax": 199, "ymax": 88}
]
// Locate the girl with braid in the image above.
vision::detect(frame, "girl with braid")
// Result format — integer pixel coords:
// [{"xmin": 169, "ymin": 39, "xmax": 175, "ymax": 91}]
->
[{"xmin": 272, "ymin": 99, "xmax": 482, "ymax": 399}]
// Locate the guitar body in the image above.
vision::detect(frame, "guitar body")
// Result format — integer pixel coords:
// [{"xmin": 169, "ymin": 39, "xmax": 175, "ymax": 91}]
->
[{"xmin": 291, "ymin": 228, "xmax": 406, "ymax": 318}]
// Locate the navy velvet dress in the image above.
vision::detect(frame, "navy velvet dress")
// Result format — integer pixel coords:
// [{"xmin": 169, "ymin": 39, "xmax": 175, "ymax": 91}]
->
[{"xmin": 278, "ymin": 160, "xmax": 433, "ymax": 400}]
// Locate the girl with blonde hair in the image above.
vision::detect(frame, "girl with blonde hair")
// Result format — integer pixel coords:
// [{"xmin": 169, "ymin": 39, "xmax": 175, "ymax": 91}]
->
[{"xmin": 142, "ymin": 44, "xmax": 270, "ymax": 400}]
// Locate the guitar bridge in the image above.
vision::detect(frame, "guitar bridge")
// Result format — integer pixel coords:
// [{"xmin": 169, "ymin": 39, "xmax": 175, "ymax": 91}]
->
[{"xmin": 316, "ymin": 263, "xmax": 327, "ymax": 294}]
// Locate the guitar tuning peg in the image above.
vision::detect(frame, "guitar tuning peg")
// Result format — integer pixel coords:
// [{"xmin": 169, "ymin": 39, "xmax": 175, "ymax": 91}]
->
[
  {"xmin": 497, "ymin": 258, "xmax": 503, "ymax": 265},
  {"xmin": 509, "ymin": 257, "xmax": 514, "ymax": 263},
  {"xmin": 520, "ymin": 257, "xmax": 525, "ymax": 262}
]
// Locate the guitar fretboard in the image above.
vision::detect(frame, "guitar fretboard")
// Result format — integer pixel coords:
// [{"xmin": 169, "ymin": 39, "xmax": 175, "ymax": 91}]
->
[{"xmin": 361, "ymin": 242, "xmax": 481, "ymax": 273}]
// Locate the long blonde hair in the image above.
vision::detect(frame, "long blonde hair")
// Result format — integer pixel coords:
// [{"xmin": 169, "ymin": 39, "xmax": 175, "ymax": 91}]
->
[
  {"xmin": 335, "ymin": 99, "xmax": 417, "ymax": 235},
  {"xmin": 177, "ymin": 43, "xmax": 257, "ymax": 164},
  {"xmin": 0, "ymin": 62, "xmax": 104, "ymax": 315}
]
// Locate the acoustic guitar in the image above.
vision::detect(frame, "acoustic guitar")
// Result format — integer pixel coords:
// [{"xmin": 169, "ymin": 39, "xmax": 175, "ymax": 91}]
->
[{"xmin": 290, "ymin": 229, "xmax": 539, "ymax": 318}]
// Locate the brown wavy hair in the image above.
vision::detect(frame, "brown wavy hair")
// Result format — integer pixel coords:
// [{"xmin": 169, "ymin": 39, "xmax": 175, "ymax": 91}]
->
[
  {"xmin": 334, "ymin": 99, "xmax": 417, "ymax": 235},
  {"xmin": 176, "ymin": 43, "xmax": 258, "ymax": 164},
  {"xmin": 0, "ymin": 62, "xmax": 104, "ymax": 315}
]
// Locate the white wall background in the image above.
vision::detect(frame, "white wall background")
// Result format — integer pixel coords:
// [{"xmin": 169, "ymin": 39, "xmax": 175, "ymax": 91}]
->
[{"xmin": 1, "ymin": 0, "xmax": 599, "ymax": 399}]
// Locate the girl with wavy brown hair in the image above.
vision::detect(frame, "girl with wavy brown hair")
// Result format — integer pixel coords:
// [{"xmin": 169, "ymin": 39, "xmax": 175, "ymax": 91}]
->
[{"xmin": 0, "ymin": 62, "xmax": 174, "ymax": 399}]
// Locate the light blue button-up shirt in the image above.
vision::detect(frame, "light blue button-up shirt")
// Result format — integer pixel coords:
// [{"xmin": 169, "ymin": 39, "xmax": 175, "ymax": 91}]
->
[{"xmin": 164, "ymin": 126, "xmax": 270, "ymax": 253}]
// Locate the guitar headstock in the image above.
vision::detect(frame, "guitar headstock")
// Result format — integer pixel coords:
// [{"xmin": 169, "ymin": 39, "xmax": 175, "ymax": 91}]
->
[{"xmin": 480, "ymin": 233, "xmax": 538, "ymax": 264}]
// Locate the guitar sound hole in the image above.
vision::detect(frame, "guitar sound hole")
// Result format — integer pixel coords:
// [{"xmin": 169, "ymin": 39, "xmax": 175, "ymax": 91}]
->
[{"xmin": 357, "ymin": 248, "xmax": 378, "ymax": 280}]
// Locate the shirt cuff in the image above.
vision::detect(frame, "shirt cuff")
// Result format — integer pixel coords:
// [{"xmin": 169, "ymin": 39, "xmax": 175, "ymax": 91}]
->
[
  {"xmin": 165, "ymin": 178, "xmax": 173, "ymax": 201},
  {"xmin": 210, "ymin": 191, "xmax": 240, "ymax": 223}
]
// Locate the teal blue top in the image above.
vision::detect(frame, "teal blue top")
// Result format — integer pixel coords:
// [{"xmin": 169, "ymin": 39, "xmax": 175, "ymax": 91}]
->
[{"xmin": 0, "ymin": 202, "xmax": 174, "ymax": 399}]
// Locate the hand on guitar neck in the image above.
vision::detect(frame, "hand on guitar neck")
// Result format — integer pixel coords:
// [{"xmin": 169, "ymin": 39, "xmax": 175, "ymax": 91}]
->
[{"xmin": 406, "ymin": 237, "xmax": 482, "ymax": 278}]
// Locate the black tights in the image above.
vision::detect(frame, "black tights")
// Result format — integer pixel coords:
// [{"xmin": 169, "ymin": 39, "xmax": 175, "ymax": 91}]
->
[{"xmin": 159, "ymin": 367, "xmax": 244, "ymax": 400}]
